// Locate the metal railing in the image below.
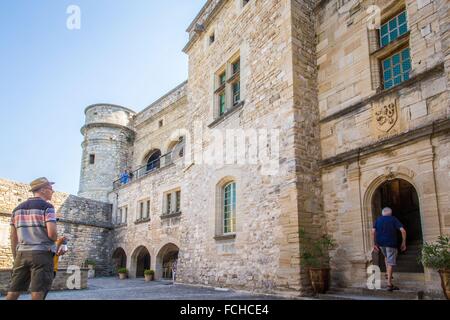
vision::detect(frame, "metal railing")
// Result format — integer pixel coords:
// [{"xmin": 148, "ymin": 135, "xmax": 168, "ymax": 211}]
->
[{"xmin": 113, "ymin": 152, "xmax": 173, "ymax": 190}]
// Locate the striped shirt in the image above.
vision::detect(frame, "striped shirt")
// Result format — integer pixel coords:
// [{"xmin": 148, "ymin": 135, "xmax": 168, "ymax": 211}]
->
[{"xmin": 10, "ymin": 197, "xmax": 57, "ymax": 252}]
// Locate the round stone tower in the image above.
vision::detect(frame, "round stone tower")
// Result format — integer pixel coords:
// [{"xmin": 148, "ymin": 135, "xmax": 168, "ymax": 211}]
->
[{"xmin": 78, "ymin": 104, "xmax": 136, "ymax": 202}]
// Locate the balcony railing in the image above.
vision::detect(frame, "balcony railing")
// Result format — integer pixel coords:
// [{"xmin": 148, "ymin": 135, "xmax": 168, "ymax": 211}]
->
[{"xmin": 113, "ymin": 152, "xmax": 173, "ymax": 190}]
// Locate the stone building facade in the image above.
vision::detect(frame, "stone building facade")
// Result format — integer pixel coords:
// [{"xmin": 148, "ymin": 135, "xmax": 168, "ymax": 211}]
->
[
  {"xmin": 75, "ymin": 0, "xmax": 449, "ymax": 297},
  {"xmin": 0, "ymin": 178, "xmax": 112, "ymax": 275},
  {"xmin": 316, "ymin": 0, "xmax": 449, "ymax": 294},
  {"xmin": 1, "ymin": 0, "xmax": 448, "ymax": 298}
]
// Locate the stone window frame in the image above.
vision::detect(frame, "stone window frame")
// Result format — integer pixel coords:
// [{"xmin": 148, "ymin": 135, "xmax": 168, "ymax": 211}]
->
[
  {"xmin": 214, "ymin": 177, "xmax": 237, "ymax": 240},
  {"xmin": 213, "ymin": 52, "xmax": 243, "ymax": 120},
  {"xmin": 89, "ymin": 154, "xmax": 95, "ymax": 165},
  {"xmin": 135, "ymin": 198, "xmax": 151, "ymax": 224},
  {"xmin": 161, "ymin": 188, "xmax": 182, "ymax": 218},
  {"xmin": 116, "ymin": 205, "xmax": 128, "ymax": 225},
  {"xmin": 379, "ymin": 10, "xmax": 408, "ymax": 48},
  {"xmin": 381, "ymin": 47, "xmax": 411, "ymax": 90},
  {"xmin": 368, "ymin": 1, "xmax": 411, "ymax": 92}
]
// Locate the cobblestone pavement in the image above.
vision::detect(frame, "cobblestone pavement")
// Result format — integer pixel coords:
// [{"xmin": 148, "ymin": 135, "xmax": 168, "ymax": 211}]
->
[{"xmin": 1, "ymin": 277, "xmax": 301, "ymax": 300}]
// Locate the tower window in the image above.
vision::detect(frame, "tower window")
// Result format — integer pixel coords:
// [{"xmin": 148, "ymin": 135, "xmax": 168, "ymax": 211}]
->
[
  {"xmin": 159, "ymin": 120, "xmax": 164, "ymax": 128},
  {"xmin": 89, "ymin": 154, "xmax": 95, "ymax": 164},
  {"xmin": 209, "ymin": 32, "xmax": 215, "ymax": 45},
  {"xmin": 214, "ymin": 54, "xmax": 242, "ymax": 119}
]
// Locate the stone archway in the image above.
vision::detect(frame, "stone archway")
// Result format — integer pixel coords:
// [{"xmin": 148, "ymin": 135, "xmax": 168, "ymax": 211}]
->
[
  {"xmin": 165, "ymin": 137, "xmax": 185, "ymax": 165},
  {"xmin": 112, "ymin": 248, "xmax": 127, "ymax": 275},
  {"xmin": 145, "ymin": 150, "xmax": 161, "ymax": 172},
  {"xmin": 371, "ymin": 179, "xmax": 424, "ymax": 273},
  {"xmin": 131, "ymin": 246, "xmax": 151, "ymax": 278},
  {"xmin": 156, "ymin": 243, "xmax": 179, "ymax": 280}
]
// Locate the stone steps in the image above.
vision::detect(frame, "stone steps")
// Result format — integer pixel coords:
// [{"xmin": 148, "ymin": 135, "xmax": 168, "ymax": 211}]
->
[
  {"xmin": 315, "ymin": 271, "xmax": 443, "ymax": 300},
  {"xmin": 318, "ymin": 287, "xmax": 424, "ymax": 300}
]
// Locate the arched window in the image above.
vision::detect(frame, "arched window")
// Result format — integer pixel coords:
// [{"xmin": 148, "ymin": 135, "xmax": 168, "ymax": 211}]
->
[
  {"xmin": 146, "ymin": 150, "xmax": 161, "ymax": 172},
  {"xmin": 223, "ymin": 182, "xmax": 236, "ymax": 234},
  {"xmin": 166, "ymin": 137, "xmax": 185, "ymax": 164}
]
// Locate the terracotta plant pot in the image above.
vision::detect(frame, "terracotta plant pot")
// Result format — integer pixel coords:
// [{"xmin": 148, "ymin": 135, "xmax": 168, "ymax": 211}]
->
[
  {"xmin": 119, "ymin": 273, "xmax": 127, "ymax": 280},
  {"xmin": 144, "ymin": 274, "xmax": 154, "ymax": 282},
  {"xmin": 439, "ymin": 270, "xmax": 450, "ymax": 300},
  {"xmin": 309, "ymin": 268, "xmax": 330, "ymax": 294}
]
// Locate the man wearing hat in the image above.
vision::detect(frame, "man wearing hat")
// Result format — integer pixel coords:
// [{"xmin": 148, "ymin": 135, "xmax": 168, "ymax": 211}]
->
[{"xmin": 6, "ymin": 178, "xmax": 60, "ymax": 300}]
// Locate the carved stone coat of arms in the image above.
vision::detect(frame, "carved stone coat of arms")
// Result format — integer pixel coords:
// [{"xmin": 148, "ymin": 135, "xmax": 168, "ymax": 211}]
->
[{"xmin": 373, "ymin": 99, "xmax": 398, "ymax": 133}]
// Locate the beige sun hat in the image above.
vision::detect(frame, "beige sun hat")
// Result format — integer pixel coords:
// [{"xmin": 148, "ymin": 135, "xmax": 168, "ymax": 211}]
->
[{"xmin": 29, "ymin": 177, "xmax": 55, "ymax": 192}]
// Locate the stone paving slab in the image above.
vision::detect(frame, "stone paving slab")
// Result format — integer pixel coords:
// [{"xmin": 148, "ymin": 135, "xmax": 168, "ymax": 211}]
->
[{"xmin": 0, "ymin": 277, "xmax": 299, "ymax": 300}]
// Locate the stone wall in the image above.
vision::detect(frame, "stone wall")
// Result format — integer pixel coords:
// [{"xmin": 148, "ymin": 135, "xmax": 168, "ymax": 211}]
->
[
  {"xmin": 132, "ymin": 86, "xmax": 188, "ymax": 169},
  {"xmin": 316, "ymin": 0, "xmax": 449, "ymax": 293},
  {"xmin": 0, "ymin": 178, "xmax": 113, "ymax": 276},
  {"xmin": 107, "ymin": 80, "xmax": 189, "ymax": 279},
  {"xmin": 0, "ymin": 214, "xmax": 13, "ymax": 269},
  {"xmin": 178, "ymin": 0, "xmax": 305, "ymax": 295},
  {"xmin": 292, "ymin": 0, "xmax": 325, "ymax": 293},
  {"xmin": 0, "ymin": 269, "xmax": 88, "ymax": 295},
  {"xmin": 108, "ymin": 162, "xmax": 184, "ymax": 279},
  {"xmin": 317, "ymin": 0, "xmax": 448, "ymax": 161},
  {"xmin": 134, "ymin": 82, "xmax": 187, "ymax": 128}
]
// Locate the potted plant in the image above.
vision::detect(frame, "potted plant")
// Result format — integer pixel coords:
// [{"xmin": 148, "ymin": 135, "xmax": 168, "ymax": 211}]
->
[
  {"xmin": 118, "ymin": 267, "xmax": 128, "ymax": 280},
  {"xmin": 144, "ymin": 269, "xmax": 155, "ymax": 282},
  {"xmin": 299, "ymin": 229, "xmax": 337, "ymax": 294},
  {"xmin": 85, "ymin": 259, "xmax": 96, "ymax": 279},
  {"xmin": 85, "ymin": 259, "xmax": 96, "ymax": 270},
  {"xmin": 420, "ymin": 236, "xmax": 450, "ymax": 300}
]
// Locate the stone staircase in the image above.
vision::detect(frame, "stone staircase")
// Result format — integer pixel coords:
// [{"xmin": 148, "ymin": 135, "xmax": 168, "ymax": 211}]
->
[
  {"xmin": 317, "ymin": 272, "xmax": 445, "ymax": 300},
  {"xmin": 317, "ymin": 287, "xmax": 424, "ymax": 300},
  {"xmin": 395, "ymin": 241, "xmax": 424, "ymax": 273}
]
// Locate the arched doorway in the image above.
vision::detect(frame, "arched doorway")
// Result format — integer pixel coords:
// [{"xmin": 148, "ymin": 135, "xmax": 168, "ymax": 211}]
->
[
  {"xmin": 146, "ymin": 150, "xmax": 161, "ymax": 172},
  {"xmin": 372, "ymin": 179, "xmax": 424, "ymax": 273},
  {"xmin": 112, "ymin": 248, "xmax": 127, "ymax": 275},
  {"xmin": 132, "ymin": 246, "xmax": 151, "ymax": 278},
  {"xmin": 156, "ymin": 243, "xmax": 179, "ymax": 280}
]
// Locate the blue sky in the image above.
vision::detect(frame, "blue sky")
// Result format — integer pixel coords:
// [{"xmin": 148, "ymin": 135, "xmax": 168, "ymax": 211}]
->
[{"xmin": 0, "ymin": 1, "xmax": 204, "ymax": 195}]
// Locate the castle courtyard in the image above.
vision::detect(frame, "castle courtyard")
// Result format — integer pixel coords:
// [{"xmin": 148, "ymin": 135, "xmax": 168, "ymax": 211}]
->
[
  {"xmin": 0, "ymin": 277, "xmax": 291, "ymax": 301},
  {"xmin": 0, "ymin": 0, "xmax": 449, "ymax": 301}
]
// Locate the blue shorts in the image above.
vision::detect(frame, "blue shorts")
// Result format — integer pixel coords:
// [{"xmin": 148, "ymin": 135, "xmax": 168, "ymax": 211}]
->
[{"xmin": 380, "ymin": 247, "xmax": 398, "ymax": 266}]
